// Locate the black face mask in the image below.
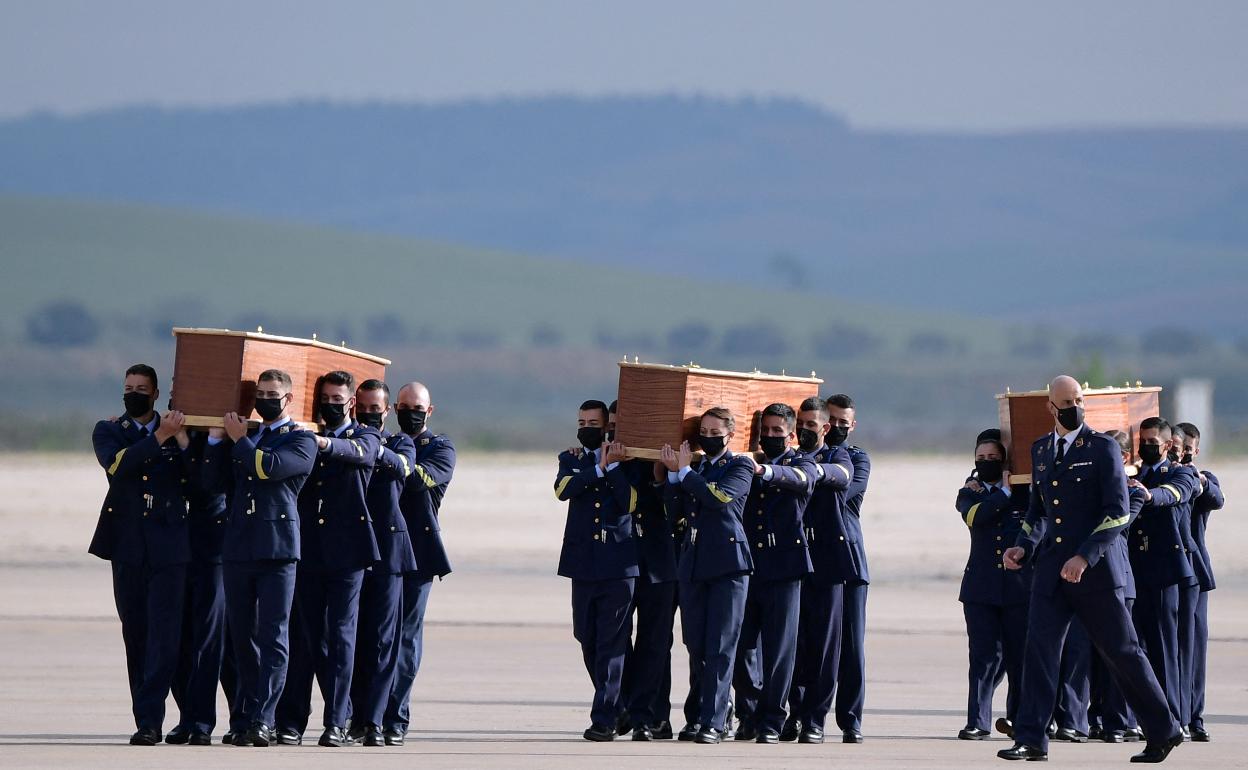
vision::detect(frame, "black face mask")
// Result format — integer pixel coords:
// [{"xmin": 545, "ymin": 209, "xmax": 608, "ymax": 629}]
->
[
  {"xmin": 759, "ymin": 436, "xmax": 788, "ymax": 459},
  {"xmin": 1181, "ymin": 452, "xmax": 1193, "ymax": 465},
  {"xmin": 396, "ymin": 408, "xmax": 427, "ymax": 435},
  {"xmin": 1138, "ymin": 443, "xmax": 1163, "ymax": 466},
  {"xmin": 1167, "ymin": 447, "xmax": 1181, "ymax": 463},
  {"xmin": 577, "ymin": 426, "xmax": 604, "ymax": 451},
  {"xmin": 356, "ymin": 411, "xmax": 385, "ymax": 430},
  {"xmin": 123, "ymin": 391, "xmax": 152, "ymax": 418},
  {"xmin": 797, "ymin": 428, "xmax": 823, "ymax": 453},
  {"xmin": 975, "ymin": 459, "xmax": 1004, "ymax": 484},
  {"xmin": 825, "ymin": 425, "xmax": 849, "ymax": 447},
  {"xmin": 254, "ymin": 396, "xmax": 285, "ymax": 422},
  {"xmin": 319, "ymin": 402, "xmax": 347, "ymax": 428},
  {"xmin": 698, "ymin": 435, "xmax": 726, "ymax": 457},
  {"xmin": 1052, "ymin": 402, "xmax": 1084, "ymax": 432}
]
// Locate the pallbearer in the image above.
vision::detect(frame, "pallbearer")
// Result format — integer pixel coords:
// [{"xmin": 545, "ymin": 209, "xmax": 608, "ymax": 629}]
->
[
  {"xmin": 732, "ymin": 403, "xmax": 815, "ymax": 743},
  {"xmin": 384, "ymin": 382, "xmax": 457, "ymax": 745},
  {"xmin": 350, "ymin": 379, "xmax": 418, "ymax": 745},
  {"xmin": 662, "ymin": 407, "xmax": 755, "ymax": 744},
  {"xmin": 205, "ymin": 368, "xmax": 317, "ymax": 747},
  {"xmin": 90, "ymin": 364, "xmax": 191, "ymax": 745}
]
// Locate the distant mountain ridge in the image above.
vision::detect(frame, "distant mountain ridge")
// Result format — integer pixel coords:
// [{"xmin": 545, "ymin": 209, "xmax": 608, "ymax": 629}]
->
[{"xmin": 2, "ymin": 96, "xmax": 1246, "ymax": 333}]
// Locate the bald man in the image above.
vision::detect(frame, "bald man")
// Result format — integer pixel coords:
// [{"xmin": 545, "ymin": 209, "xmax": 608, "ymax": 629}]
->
[
  {"xmin": 997, "ymin": 376, "xmax": 1181, "ymax": 763},
  {"xmin": 382, "ymin": 382, "xmax": 457, "ymax": 745}
]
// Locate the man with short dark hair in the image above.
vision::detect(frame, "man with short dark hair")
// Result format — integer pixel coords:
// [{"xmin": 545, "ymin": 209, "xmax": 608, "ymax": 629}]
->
[
  {"xmin": 205, "ymin": 368, "xmax": 317, "ymax": 747},
  {"xmin": 661, "ymin": 407, "xmax": 755, "ymax": 744},
  {"xmin": 91, "ymin": 364, "xmax": 192, "ymax": 745},
  {"xmin": 732, "ymin": 403, "xmax": 815, "ymax": 743},
  {"xmin": 556, "ymin": 399, "xmax": 639, "ymax": 741}
]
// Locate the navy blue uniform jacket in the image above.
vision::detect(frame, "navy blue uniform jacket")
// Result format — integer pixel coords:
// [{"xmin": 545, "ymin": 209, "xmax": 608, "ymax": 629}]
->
[
  {"xmin": 956, "ymin": 480, "xmax": 1031, "ymax": 606},
  {"xmin": 1190, "ymin": 470, "xmax": 1224, "ymax": 591},
  {"xmin": 365, "ymin": 429, "xmax": 419, "ymax": 575},
  {"xmin": 744, "ymin": 449, "xmax": 815, "ymax": 582},
  {"xmin": 1127, "ymin": 462, "xmax": 1200, "ymax": 590},
  {"xmin": 800, "ymin": 444, "xmax": 857, "ymax": 585},
  {"xmin": 400, "ymin": 431, "xmax": 456, "ymax": 580},
  {"xmin": 627, "ymin": 461, "xmax": 678, "ymax": 584},
  {"xmin": 89, "ymin": 415, "xmax": 191, "ymax": 568},
  {"xmin": 555, "ymin": 449, "xmax": 640, "ymax": 581},
  {"xmin": 664, "ymin": 451, "xmax": 754, "ymax": 582},
  {"xmin": 298, "ymin": 420, "xmax": 382, "ymax": 572}
]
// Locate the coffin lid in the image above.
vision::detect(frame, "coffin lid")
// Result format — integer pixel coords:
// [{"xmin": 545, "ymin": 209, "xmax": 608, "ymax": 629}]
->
[
  {"xmin": 618, "ymin": 360, "xmax": 823, "ymax": 384},
  {"xmin": 996, "ymin": 384, "xmax": 1161, "ymax": 399},
  {"xmin": 172, "ymin": 327, "xmax": 391, "ymax": 366}
]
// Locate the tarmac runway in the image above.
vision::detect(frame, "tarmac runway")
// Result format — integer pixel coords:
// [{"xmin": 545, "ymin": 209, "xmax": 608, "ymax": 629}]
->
[{"xmin": 1, "ymin": 452, "xmax": 1243, "ymax": 768}]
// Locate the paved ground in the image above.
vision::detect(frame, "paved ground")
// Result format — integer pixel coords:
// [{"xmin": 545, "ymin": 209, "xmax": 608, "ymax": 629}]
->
[{"xmin": 0, "ymin": 452, "xmax": 1243, "ymax": 768}]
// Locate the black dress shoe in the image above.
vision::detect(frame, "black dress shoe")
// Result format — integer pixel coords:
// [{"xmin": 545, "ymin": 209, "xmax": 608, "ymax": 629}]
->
[
  {"xmin": 347, "ymin": 723, "xmax": 366, "ymax": 743},
  {"xmin": 631, "ymin": 726, "xmax": 653, "ymax": 741},
  {"xmin": 616, "ymin": 713, "xmax": 632, "ymax": 736},
  {"xmin": 1052, "ymin": 727, "xmax": 1087, "ymax": 743},
  {"xmin": 756, "ymin": 728, "xmax": 780, "ymax": 744},
  {"xmin": 1123, "ymin": 727, "xmax": 1144, "ymax": 742},
  {"xmin": 583, "ymin": 724, "xmax": 616, "ymax": 742},
  {"xmin": 1190, "ymin": 725, "xmax": 1210, "ymax": 742},
  {"xmin": 361, "ymin": 725, "xmax": 385, "ymax": 746},
  {"xmin": 319, "ymin": 726, "xmax": 353, "ymax": 747},
  {"xmin": 1102, "ymin": 730, "xmax": 1125, "ymax": 743},
  {"xmin": 1130, "ymin": 733, "xmax": 1183, "ymax": 763},
  {"xmin": 799, "ymin": 726, "xmax": 824, "ymax": 744},
  {"xmin": 1046, "ymin": 722, "xmax": 1057, "ymax": 738},
  {"xmin": 275, "ymin": 726, "xmax": 302, "ymax": 746},
  {"xmin": 779, "ymin": 717, "xmax": 801, "ymax": 742},
  {"xmin": 243, "ymin": 723, "xmax": 274, "ymax": 747},
  {"xmin": 959, "ymin": 727, "xmax": 991, "ymax": 740},
  {"xmin": 678, "ymin": 723, "xmax": 700, "ymax": 742},
  {"xmin": 995, "ymin": 718, "xmax": 1015, "ymax": 738},
  {"xmin": 651, "ymin": 721, "xmax": 673, "ymax": 740},
  {"xmin": 694, "ymin": 726, "xmax": 723, "ymax": 744},
  {"xmin": 997, "ymin": 743, "xmax": 1048, "ymax": 761},
  {"xmin": 188, "ymin": 731, "xmax": 212, "ymax": 746},
  {"xmin": 383, "ymin": 727, "xmax": 405, "ymax": 746},
  {"xmin": 734, "ymin": 723, "xmax": 757, "ymax": 741},
  {"xmin": 165, "ymin": 725, "xmax": 191, "ymax": 745},
  {"xmin": 1088, "ymin": 725, "xmax": 1104, "ymax": 740},
  {"xmin": 1179, "ymin": 726, "xmax": 1190, "ymax": 742},
  {"xmin": 221, "ymin": 730, "xmax": 239, "ymax": 745},
  {"xmin": 843, "ymin": 728, "xmax": 863, "ymax": 744},
  {"xmin": 129, "ymin": 727, "xmax": 162, "ymax": 746},
  {"xmin": 723, "ymin": 705, "xmax": 736, "ymax": 740}
]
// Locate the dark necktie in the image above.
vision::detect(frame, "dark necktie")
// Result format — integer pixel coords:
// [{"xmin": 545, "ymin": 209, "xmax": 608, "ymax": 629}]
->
[{"xmin": 1055, "ymin": 437, "xmax": 1067, "ymax": 465}]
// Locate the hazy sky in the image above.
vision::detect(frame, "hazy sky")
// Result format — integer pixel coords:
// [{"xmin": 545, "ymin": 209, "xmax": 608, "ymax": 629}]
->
[{"xmin": 3, "ymin": 0, "xmax": 1246, "ymax": 131}]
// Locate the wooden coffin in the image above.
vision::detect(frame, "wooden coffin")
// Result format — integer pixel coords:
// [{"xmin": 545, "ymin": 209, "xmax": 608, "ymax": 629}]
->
[
  {"xmin": 614, "ymin": 362, "xmax": 823, "ymax": 459},
  {"xmin": 997, "ymin": 384, "xmax": 1161, "ymax": 484},
  {"xmin": 169, "ymin": 328, "xmax": 390, "ymax": 428}
]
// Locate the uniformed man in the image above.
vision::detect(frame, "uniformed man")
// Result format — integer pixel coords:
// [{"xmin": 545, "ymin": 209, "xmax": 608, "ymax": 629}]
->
[
  {"xmin": 662, "ymin": 407, "xmax": 755, "ymax": 744},
  {"xmin": 282, "ymin": 370, "xmax": 382, "ymax": 747},
  {"xmin": 610, "ymin": 401, "xmax": 680, "ymax": 742},
  {"xmin": 732, "ymin": 403, "xmax": 815, "ymax": 743},
  {"xmin": 825, "ymin": 394, "xmax": 872, "ymax": 744},
  {"xmin": 554, "ymin": 399, "xmax": 639, "ymax": 741},
  {"xmin": 90, "ymin": 364, "xmax": 191, "ymax": 745},
  {"xmin": 955, "ymin": 435, "xmax": 1030, "ymax": 741},
  {"xmin": 998, "ymin": 375, "xmax": 1182, "ymax": 763},
  {"xmin": 167, "ymin": 428, "xmax": 230, "ymax": 746},
  {"xmin": 205, "ymin": 368, "xmax": 317, "ymax": 747},
  {"xmin": 1127, "ymin": 418, "xmax": 1200, "ymax": 735},
  {"xmin": 349, "ymin": 379, "xmax": 418, "ymax": 746},
  {"xmin": 1175, "ymin": 422, "xmax": 1223, "ymax": 742},
  {"xmin": 383, "ymin": 381, "xmax": 457, "ymax": 745}
]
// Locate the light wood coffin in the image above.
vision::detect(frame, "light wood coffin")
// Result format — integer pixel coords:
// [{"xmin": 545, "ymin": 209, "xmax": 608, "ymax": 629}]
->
[
  {"xmin": 997, "ymin": 385, "xmax": 1161, "ymax": 484},
  {"xmin": 169, "ymin": 328, "xmax": 390, "ymax": 428},
  {"xmin": 614, "ymin": 362, "xmax": 823, "ymax": 459}
]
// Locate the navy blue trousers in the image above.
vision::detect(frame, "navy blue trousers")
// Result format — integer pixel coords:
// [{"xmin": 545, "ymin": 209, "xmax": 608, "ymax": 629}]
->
[
  {"xmin": 733, "ymin": 577, "xmax": 802, "ymax": 733},
  {"xmin": 789, "ymin": 579, "xmax": 844, "ymax": 731},
  {"xmin": 350, "ymin": 568, "xmax": 404, "ymax": 729},
  {"xmin": 1016, "ymin": 585, "xmax": 1178, "ymax": 752},
  {"xmin": 223, "ymin": 559, "xmax": 296, "ymax": 729},
  {"xmin": 112, "ymin": 561, "xmax": 186, "ymax": 730},
  {"xmin": 1054, "ymin": 617, "xmax": 1090, "ymax": 734},
  {"xmin": 680, "ymin": 573, "xmax": 749, "ymax": 730},
  {"xmin": 1191, "ymin": 590, "xmax": 1210, "ymax": 728},
  {"xmin": 624, "ymin": 579, "xmax": 677, "ymax": 728},
  {"xmin": 275, "ymin": 587, "xmax": 313, "ymax": 734},
  {"xmin": 1177, "ymin": 581, "xmax": 1198, "ymax": 728},
  {"xmin": 571, "ymin": 577, "xmax": 635, "ymax": 728},
  {"xmin": 384, "ymin": 574, "xmax": 434, "ymax": 733},
  {"xmin": 171, "ymin": 562, "xmax": 226, "ymax": 734},
  {"xmin": 1133, "ymin": 583, "xmax": 1183, "ymax": 724},
  {"xmin": 296, "ymin": 568, "xmax": 365, "ymax": 728},
  {"xmin": 836, "ymin": 581, "xmax": 868, "ymax": 732},
  {"xmin": 961, "ymin": 601, "xmax": 1027, "ymax": 731}
]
